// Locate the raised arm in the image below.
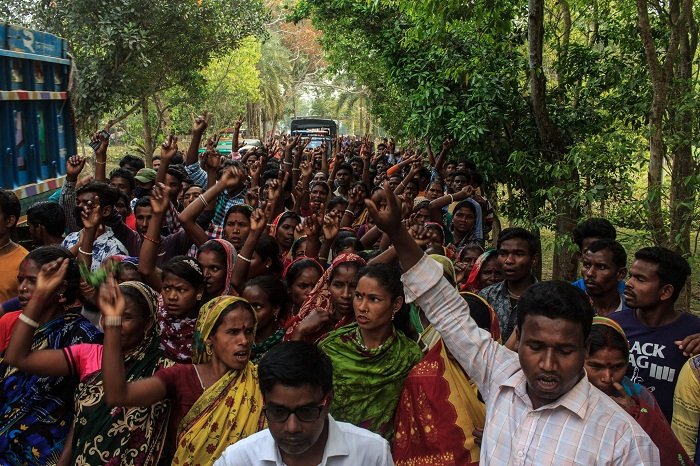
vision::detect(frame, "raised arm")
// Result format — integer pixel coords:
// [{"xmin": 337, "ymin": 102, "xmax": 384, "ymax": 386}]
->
[
  {"xmin": 99, "ymin": 276, "xmax": 168, "ymax": 407},
  {"xmin": 425, "ymin": 138, "xmax": 436, "ymax": 166},
  {"xmin": 434, "ymin": 137, "xmax": 454, "ymax": 179},
  {"xmin": 156, "ymin": 134, "xmax": 178, "ymax": 185},
  {"xmin": 428, "ymin": 185, "xmax": 473, "ymax": 222},
  {"xmin": 232, "ymin": 115, "xmax": 243, "ymax": 153},
  {"xmin": 366, "ymin": 183, "xmax": 509, "ymax": 396},
  {"xmin": 92, "ymin": 125, "xmax": 110, "ymax": 182},
  {"xmin": 186, "ymin": 112, "xmax": 209, "ymax": 166},
  {"xmin": 360, "ymin": 141, "xmax": 371, "ymax": 189},
  {"xmin": 4, "ymin": 259, "xmax": 73, "ymax": 375},
  {"xmin": 61, "ymin": 155, "xmax": 86, "ymax": 233},
  {"xmin": 230, "ymin": 208, "xmax": 267, "ymax": 292},
  {"xmin": 394, "ymin": 161, "xmax": 421, "ymax": 196},
  {"xmin": 177, "ymin": 152, "xmax": 229, "ymax": 248},
  {"xmin": 138, "ymin": 183, "xmax": 171, "ymax": 291}
]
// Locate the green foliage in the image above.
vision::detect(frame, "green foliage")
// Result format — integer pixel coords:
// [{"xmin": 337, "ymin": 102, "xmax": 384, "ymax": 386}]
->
[
  {"xmin": 293, "ymin": 0, "xmax": 651, "ymax": 237},
  {"xmin": 7, "ymin": 0, "xmax": 268, "ymax": 130}
]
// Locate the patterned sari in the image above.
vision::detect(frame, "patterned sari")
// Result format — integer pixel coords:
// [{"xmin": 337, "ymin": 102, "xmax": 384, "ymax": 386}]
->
[
  {"xmin": 172, "ymin": 296, "xmax": 264, "ymax": 466},
  {"xmin": 0, "ymin": 312, "xmax": 102, "ymax": 465},
  {"xmin": 284, "ymin": 253, "xmax": 366, "ymax": 343},
  {"xmin": 70, "ymin": 282, "xmax": 171, "ymax": 466},
  {"xmin": 392, "ymin": 292, "xmax": 501, "ymax": 466},
  {"xmin": 319, "ymin": 323, "xmax": 422, "ymax": 441}
]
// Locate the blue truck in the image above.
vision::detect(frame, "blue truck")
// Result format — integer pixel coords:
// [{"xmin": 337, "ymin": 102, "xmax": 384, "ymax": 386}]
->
[{"xmin": 0, "ymin": 23, "xmax": 75, "ymax": 212}]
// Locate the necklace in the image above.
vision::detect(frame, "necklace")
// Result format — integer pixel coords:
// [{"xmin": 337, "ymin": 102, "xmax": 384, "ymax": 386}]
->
[{"xmin": 0, "ymin": 240, "xmax": 14, "ymax": 253}]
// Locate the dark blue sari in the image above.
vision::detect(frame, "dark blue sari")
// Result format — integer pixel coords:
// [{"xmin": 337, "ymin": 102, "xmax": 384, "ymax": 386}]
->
[{"xmin": 0, "ymin": 311, "xmax": 102, "ymax": 465}]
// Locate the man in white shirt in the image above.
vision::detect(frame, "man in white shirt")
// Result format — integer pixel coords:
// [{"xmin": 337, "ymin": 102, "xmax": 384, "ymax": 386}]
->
[
  {"xmin": 363, "ymin": 183, "xmax": 659, "ymax": 465},
  {"xmin": 214, "ymin": 341, "xmax": 392, "ymax": 466}
]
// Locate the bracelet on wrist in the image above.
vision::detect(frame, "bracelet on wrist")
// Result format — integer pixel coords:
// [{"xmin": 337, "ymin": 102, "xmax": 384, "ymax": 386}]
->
[
  {"xmin": 104, "ymin": 316, "xmax": 123, "ymax": 327},
  {"xmin": 198, "ymin": 194, "xmax": 209, "ymax": 207},
  {"xmin": 236, "ymin": 253, "xmax": 252, "ymax": 263},
  {"xmin": 18, "ymin": 313, "xmax": 39, "ymax": 329},
  {"xmin": 143, "ymin": 234, "xmax": 160, "ymax": 245},
  {"xmin": 78, "ymin": 247, "xmax": 93, "ymax": 256}
]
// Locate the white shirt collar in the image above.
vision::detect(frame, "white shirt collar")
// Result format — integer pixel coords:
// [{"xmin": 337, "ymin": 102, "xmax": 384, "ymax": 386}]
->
[{"xmin": 262, "ymin": 415, "xmax": 349, "ymax": 465}]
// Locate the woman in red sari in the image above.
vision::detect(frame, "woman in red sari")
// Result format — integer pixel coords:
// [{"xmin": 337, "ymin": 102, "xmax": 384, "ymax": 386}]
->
[{"xmin": 392, "ymin": 292, "xmax": 500, "ymax": 466}]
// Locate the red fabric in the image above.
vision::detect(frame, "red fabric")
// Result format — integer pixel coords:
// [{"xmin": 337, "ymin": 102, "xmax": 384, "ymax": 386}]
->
[
  {"xmin": 284, "ymin": 253, "xmax": 366, "ymax": 343},
  {"xmin": 126, "ymin": 212, "xmax": 137, "ymax": 231},
  {"xmin": 154, "ymin": 364, "xmax": 204, "ymax": 440},
  {"xmin": 392, "ymin": 340, "xmax": 480, "ymax": 466},
  {"xmin": 629, "ymin": 395, "xmax": 692, "ymax": 465},
  {"xmin": 0, "ymin": 311, "xmax": 21, "ymax": 353}
]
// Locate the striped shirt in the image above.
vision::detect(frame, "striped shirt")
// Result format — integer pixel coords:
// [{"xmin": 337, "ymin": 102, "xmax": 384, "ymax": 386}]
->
[{"xmin": 402, "ymin": 254, "xmax": 659, "ymax": 465}]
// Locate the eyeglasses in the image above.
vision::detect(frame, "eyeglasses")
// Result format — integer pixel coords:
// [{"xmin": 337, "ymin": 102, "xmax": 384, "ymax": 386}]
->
[{"xmin": 263, "ymin": 397, "xmax": 328, "ymax": 423}]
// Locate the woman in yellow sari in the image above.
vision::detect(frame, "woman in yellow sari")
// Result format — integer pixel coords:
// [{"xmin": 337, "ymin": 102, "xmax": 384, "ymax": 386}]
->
[
  {"xmin": 392, "ymin": 292, "xmax": 501, "ymax": 466},
  {"xmin": 101, "ymin": 280, "xmax": 264, "ymax": 466}
]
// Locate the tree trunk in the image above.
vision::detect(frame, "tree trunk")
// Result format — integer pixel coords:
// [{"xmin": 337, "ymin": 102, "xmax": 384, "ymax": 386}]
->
[
  {"xmin": 669, "ymin": 2, "xmax": 697, "ymax": 310},
  {"xmin": 529, "ymin": 0, "xmax": 577, "ymax": 281},
  {"xmin": 637, "ymin": 0, "xmax": 687, "ymax": 247},
  {"xmin": 141, "ymin": 97, "xmax": 155, "ymax": 167}
]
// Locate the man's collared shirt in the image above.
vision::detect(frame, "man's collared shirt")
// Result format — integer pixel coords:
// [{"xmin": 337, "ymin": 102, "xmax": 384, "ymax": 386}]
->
[
  {"xmin": 213, "ymin": 415, "xmax": 392, "ymax": 466},
  {"xmin": 62, "ymin": 227, "xmax": 128, "ymax": 271},
  {"xmin": 403, "ymin": 255, "xmax": 659, "ymax": 465}
]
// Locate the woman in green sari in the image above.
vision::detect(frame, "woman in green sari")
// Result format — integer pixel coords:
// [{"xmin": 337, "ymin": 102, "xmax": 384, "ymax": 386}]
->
[{"xmin": 319, "ymin": 263, "xmax": 422, "ymax": 441}]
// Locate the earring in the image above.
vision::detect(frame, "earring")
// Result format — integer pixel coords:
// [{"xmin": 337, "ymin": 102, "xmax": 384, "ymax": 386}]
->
[
  {"xmin": 206, "ymin": 344, "xmax": 213, "ymax": 356},
  {"xmin": 196, "ymin": 294, "xmax": 203, "ymax": 301},
  {"xmin": 58, "ymin": 293, "xmax": 65, "ymax": 303}
]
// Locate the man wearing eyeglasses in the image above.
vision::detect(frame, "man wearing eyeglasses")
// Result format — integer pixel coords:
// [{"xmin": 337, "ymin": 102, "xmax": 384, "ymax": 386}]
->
[{"xmin": 214, "ymin": 341, "xmax": 393, "ymax": 465}]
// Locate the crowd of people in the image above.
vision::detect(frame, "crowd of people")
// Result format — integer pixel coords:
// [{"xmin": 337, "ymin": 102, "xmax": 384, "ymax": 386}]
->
[{"xmin": 0, "ymin": 113, "xmax": 699, "ymax": 465}]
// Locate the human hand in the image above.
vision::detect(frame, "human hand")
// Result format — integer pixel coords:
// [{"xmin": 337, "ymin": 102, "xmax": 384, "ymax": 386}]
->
[
  {"xmin": 150, "ymin": 182, "xmax": 172, "ymax": 215},
  {"xmin": 322, "ymin": 212, "xmax": 340, "ymax": 241},
  {"xmin": 80, "ymin": 198, "xmax": 102, "ymax": 230},
  {"xmin": 347, "ymin": 185, "xmax": 364, "ymax": 208},
  {"xmin": 300, "ymin": 159, "xmax": 313, "ymax": 179},
  {"xmin": 442, "ymin": 136, "xmax": 455, "ymax": 152},
  {"xmin": 365, "ymin": 181, "xmax": 403, "ymax": 233},
  {"xmin": 66, "ymin": 155, "xmax": 86, "ymax": 182},
  {"xmin": 91, "ymin": 125, "xmax": 110, "ymax": 157},
  {"xmin": 407, "ymin": 223, "xmax": 432, "ymax": 248},
  {"xmin": 160, "ymin": 134, "xmax": 179, "ymax": 160},
  {"xmin": 35, "ymin": 258, "xmax": 70, "ymax": 297},
  {"xmin": 676, "ymin": 333, "xmax": 700, "ymax": 357},
  {"xmin": 98, "ymin": 275, "xmax": 126, "ymax": 318},
  {"xmin": 610, "ymin": 382, "xmax": 636, "ymax": 413},
  {"xmin": 220, "ymin": 165, "xmax": 246, "ymax": 191},
  {"xmin": 302, "ymin": 214, "xmax": 321, "ymax": 238},
  {"xmin": 454, "ymin": 262, "xmax": 468, "ymax": 283},
  {"xmin": 245, "ymin": 189, "xmax": 260, "ymax": 209},
  {"xmin": 234, "ymin": 115, "xmax": 244, "ymax": 130},
  {"xmin": 202, "ymin": 150, "xmax": 222, "ymax": 174},
  {"xmin": 298, "ymin": 309, "xmax": 331, "ymax": 335},
  {"xmin": 192, "ymin": 111, "xmax": 209, "ymax": 134},
  {"xmin": 473, "ymin": 427, "xmax": 483, "ymax": 447},
  {"xmin": 249, "ymin": 208, "xmax": 267, "ymax": 233}
]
